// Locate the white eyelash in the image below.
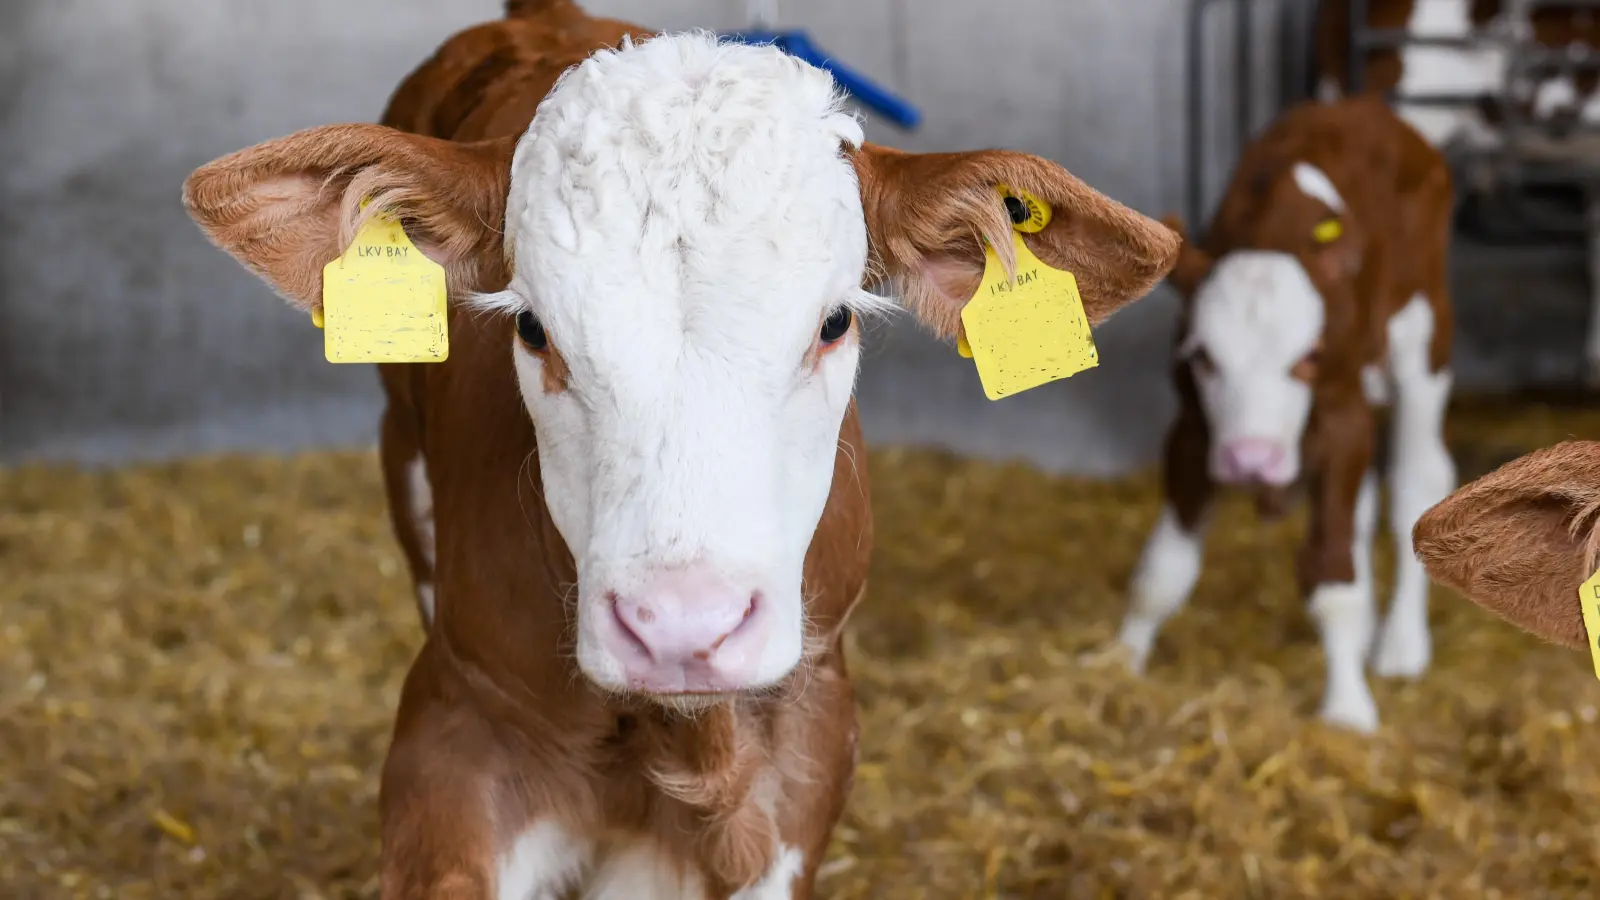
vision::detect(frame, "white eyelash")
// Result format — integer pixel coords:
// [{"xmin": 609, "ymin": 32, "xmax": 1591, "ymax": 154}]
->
[{"xmin": 466, "ymin": 288, "xmax": 528, "ymax": 315}]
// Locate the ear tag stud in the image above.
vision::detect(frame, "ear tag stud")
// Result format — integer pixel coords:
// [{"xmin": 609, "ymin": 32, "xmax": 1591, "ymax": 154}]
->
[
  {"xmin": 958, "ymin": 185, "xmax": 1098, "ymax": 401},
  {"xmin": 1580, "ymin": 568, "xmax": 1600, "ymax": 682},
  {"xmin": 1312, "ymin": 218, "xmax": 1343, "ymax": 244},
  {"xmin": 317, "ymin": 201, "xmax": 449, "ymax": 364}
]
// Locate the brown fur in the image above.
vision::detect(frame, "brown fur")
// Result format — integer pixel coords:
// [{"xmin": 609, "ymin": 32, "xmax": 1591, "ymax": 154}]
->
[
  {"xmin": 1157, "ymin": 96, "xmax": 1454, "ymax": 594},
  {"xmin": 1414, "ymin": 441, "xmax": 1600, "ymax": 650},
  {"xmin": 180, "ymin": 3, "xmax": 1179, "ymax": 897}
]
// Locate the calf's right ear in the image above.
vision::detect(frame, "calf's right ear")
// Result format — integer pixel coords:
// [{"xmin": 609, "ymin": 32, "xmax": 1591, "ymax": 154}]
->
[
  {"xmin": 1412, "ymin": 441, "xmax": 1600, "ymax": 649},
  {"xmin": 1160, "ymin": 214, "xmax": 1215, "ymax": 298},
  {"xmin": 181, "ymin": 124, "xmax": 516, "ymax": 310}
]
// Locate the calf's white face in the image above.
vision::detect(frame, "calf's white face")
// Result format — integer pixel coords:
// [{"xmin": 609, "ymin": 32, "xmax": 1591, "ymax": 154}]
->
[
  {"xmin": 477, "ymin": 35, "xmax": 875, "ymax": 697},
  {"xmin": 1184, "ymin": 251, "xmax": 1324, "ymax": 488},
  {"xmin": 1178, "ymin": 162, "xmax": 1343, "ymax": 488}
]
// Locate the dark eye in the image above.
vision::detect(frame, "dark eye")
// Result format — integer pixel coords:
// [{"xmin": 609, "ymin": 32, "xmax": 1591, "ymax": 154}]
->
[
  {"xmin": 1290, "ymin": 346, "xmax": 1322, "ymax": 382},
  {"xmin": 516, "ymin": 309, "xmax": 548, "ymax": 351},
  {"xmin": 820, "ymin": 307, "xmax": 853, "ymax": 344}
]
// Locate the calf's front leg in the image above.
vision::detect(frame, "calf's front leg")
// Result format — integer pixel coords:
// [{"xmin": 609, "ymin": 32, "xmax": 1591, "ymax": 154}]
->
[
  {"xmin": 1300, "ymin": 400, "xmax": 1381, "ymax": 733},
  {"xmin": 1117, "ymin": 408, "xmax": 1213, "ymax": 673},
  {"xmin": 380, "ymin": 675, "xmax": 590, "ymax": 900},
  {"xmin": 1371, "ymin": 295, "xmax": 1455, "ymax": 678}
]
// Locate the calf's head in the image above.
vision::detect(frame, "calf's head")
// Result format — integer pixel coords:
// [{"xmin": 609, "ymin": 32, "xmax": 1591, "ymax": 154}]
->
[
  {"xmin": 182, "ymin": 32, "xmax": 1178, "ymax": 700},
  {"xmin": 1166, "ymin": 161, "xmax": 1363, "ymax": 488},
  {"xmin": 1413, "ymin": 441, "xmax": 1600, "ymax": 650}
]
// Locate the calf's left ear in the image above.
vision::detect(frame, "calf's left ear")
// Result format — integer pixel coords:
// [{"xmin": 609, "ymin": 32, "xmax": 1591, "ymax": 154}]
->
[
  {"xmin": 1413, "ymin": 440, "xmax": 1600, "ymax": 650},
  {"xmin": 850, "ymin": 144, "xmax": 1181, "ymax": 339}
]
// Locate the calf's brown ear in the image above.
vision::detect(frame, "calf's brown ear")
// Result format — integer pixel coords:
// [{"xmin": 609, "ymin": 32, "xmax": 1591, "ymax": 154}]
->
[
  {"xmin": 1159, "ymin": 214, "xmax": 1216, "ymax": 298},
  {"xmin": 850, "ymin": 144, "xmax": 1181, "ymax": 339},
  {"xmin": 1412, "ymin": 440, "xmax": 1600, "ymax": 650},
  {"xmin": 181, "ymin": 124, "xmax": 515, "ymax": 310}
]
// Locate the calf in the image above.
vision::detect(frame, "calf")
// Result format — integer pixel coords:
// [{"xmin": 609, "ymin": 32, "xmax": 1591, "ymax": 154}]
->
[
  {"xmin": 181, "ymin": 2, "xmax": 1180, "ymax": 897},
  {"xmin": 1413, "ymin": 440, "xmax": 1600, "ymax": 650},
  {"xmin": 1112, "ymin": 97, "xmax": 1457, "ymax": 733}
]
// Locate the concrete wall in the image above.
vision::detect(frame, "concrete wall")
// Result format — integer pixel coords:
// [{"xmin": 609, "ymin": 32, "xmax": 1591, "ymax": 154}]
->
[{"xmin": 2, "ymin": 0, "xmax": 1588, "ymax": 472}]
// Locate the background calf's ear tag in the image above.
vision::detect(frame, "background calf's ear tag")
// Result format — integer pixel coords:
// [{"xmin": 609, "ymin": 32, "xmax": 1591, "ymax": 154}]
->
[
  {"xmin": 1580, "ymin": 569, "xmax": 1600, "ymax": 682},
  {"xmin": 319, "ymin": 209, "xmax": 448, "ymax": 364},
  {"xmin": 959, "ymin": 230, "xmax": 1098, "ymax": 401}
]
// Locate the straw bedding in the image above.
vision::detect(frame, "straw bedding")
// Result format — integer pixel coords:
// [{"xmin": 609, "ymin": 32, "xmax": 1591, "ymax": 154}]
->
[{"xmin": 3, "ymin": 397, "xmax": 1599, "ymax": 899}]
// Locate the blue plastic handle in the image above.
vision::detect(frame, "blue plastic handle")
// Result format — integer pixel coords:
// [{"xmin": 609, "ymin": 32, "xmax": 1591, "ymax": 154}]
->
[{"xmin": 722, "ymin": 30, "xmax": 922, "ymax": 130}]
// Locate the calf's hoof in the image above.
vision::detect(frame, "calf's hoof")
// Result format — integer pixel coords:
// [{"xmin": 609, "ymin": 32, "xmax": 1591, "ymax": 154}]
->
[
  {"xmin": 1369, "ymin": 623, "xmax": 1431, "ymax": 680},
  {"xmin": 1318, "ymin": 688, "xmax": 1380, "ymax": 734}
]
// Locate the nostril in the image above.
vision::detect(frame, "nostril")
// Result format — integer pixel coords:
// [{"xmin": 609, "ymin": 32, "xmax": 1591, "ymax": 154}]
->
[
  {"xmin": 610, "ymin": 593, "xmax": 654, "ymax": 661},
  {"xmin": 707, "ymin": 593, "xmax": 759, "ymax": 653}
]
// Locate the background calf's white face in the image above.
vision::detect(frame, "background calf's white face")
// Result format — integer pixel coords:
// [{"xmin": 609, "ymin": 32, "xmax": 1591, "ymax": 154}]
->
[
  {"xmin": 1184, "ymin": 251, "xmax": 1325, "ymax": 488},
  {"xmin": 481, "ymin": 34, "xmax": 873, "ymax": 698}
]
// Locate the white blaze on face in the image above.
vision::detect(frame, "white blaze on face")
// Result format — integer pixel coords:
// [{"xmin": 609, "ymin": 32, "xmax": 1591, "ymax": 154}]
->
[
  {"xmin": 1185, "ymin": 251, "xmax": 1325, "ymax": 487},
  {"xmin": 473, "ymin": 33, "xmax": 876, "ymax": 699}
]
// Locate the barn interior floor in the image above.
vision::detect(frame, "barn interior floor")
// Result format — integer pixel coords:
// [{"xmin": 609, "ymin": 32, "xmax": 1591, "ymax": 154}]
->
[{"xmin": 3, "ymin": 400, "xmax": 1600, "ymax": 899}]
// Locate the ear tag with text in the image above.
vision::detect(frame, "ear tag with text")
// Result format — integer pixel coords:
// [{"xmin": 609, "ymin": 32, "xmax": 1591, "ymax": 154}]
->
[
  {"xmin": 1580, "ymin": 568, "xmax": 1600, "ymax": 682},
  {"xmin": 317, "ymin": 205, "xmax": 448, "ymax": 364},
  {"xmin": 1312, "ymin": 218, "xmax": 1343, "ymax": 244},
  {"xmin": 958, "ymin": 187, "xmax": 1098, "ymax": 401}
]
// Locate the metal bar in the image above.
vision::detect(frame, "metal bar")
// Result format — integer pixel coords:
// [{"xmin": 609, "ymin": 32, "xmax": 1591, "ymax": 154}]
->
[
  {"xmin": 1236, "ymin": 0, "xmax": 1253, "ymax": 148},
  {"xmin": 1348, "ymin": 0, "xmax": 1367, "ymax": 93},
  {"xmin": 1385, "ymin": 90, "xmax": 1494, "ymax": 106},
  {"xmin": 1353, "ymin": 30, "xmax": 1479, "ymax": 51},
  {"xmin": 1187, "ymin": 0, "xmax": 1235, "ymax": 230}
]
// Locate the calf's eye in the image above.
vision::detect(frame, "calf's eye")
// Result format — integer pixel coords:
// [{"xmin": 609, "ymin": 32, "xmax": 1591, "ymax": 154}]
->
[
  {"xmin": 1290, "ymin": 347, "xmax": 1321, "ymax": 382},
  {"xmin": 820, "ymin": 307, "xmax": 853, "ymax": 344},
  {"xmin": 516, "ymin": 310, "xmax": 548, "ymax": 351}
]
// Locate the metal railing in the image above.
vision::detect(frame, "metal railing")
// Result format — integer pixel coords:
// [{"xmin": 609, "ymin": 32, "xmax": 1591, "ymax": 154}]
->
[{"xmin": 1187, "ymin": 0, "xmax": 1600, "ymax": 236}]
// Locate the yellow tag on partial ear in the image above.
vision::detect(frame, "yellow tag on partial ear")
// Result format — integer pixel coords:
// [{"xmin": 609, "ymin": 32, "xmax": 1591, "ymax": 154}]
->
[
  {"xmin": 1312, "ymin": 218, "xmax": 1343, "ymax": 244},
  {"xmin": 318, "ymin": 210, "xmax": 448, "ymax": 364},
  {"xmin": 959, "ymin": 229, "xmax": 1098, "ymax": 401},
  {"xmin": 1580, "ymin": 568, "xmax": 1600, "ymax": 682},
  {"xmin": 956, "ymin": 326, "xmax": 973, "ymax": 358}
]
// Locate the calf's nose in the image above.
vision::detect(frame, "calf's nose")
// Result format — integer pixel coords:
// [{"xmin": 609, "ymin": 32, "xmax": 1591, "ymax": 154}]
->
[
  {"xmin": 603, "ymin": 566, "xmax": 768, "ymax": 694},
  {"xmin": 1217, "ymin": 438, "xmax": 1286, "ymax": 484}
]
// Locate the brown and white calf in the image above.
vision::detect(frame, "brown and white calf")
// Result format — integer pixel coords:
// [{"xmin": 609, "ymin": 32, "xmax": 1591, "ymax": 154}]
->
[
  {"xmin": 180, "ymin": 1, "xmax": 1180, "ymax": 896},
  {"xmin": 1112, "ymin": 96, "xmax": 1457, "ymax": 733},
  {"xmin": 1414, "ymin": 440, "xmax": 1600, "ymax": 650}
]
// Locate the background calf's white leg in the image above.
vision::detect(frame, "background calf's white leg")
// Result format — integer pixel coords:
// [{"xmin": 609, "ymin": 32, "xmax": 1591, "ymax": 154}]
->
[
  {"xmin": 1117, "ymin": 506, "xmax": 1203, "ymax": 674},
  {"xmin": 1312, "ymin": 469, "xmax": 1380, "ymax": 731},
  {"xmin": 1372, "ymin": 297, "xmax": 1454, "ymax": 678}
]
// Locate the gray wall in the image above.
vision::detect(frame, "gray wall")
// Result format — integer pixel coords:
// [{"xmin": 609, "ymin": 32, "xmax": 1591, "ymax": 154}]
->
[{"xmin": 2, "ymin": 0, "xmax": 1587, "ymax": 473}]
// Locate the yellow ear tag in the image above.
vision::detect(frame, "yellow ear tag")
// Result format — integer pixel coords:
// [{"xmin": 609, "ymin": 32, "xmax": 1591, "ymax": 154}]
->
[
  {"xmin": 1312, "ymin": 218, "xmax": 1343, "ymax": 244},
  {"xmin": 317, "ymin": 206, "xmax": 448, "ymax": 364},
  {"xmin": 1580, "ymin": 568, "xmax": 1600, "ymax": 682},
  {"xmin": 956, "ymin": 326, "xmax": 973, "ymax": 358},
  {"xmin": 958, "ymin": 189, "xmax": 1097, "ymax": 400}
]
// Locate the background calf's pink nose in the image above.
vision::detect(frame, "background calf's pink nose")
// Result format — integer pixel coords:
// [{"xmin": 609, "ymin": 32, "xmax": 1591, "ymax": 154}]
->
[
  {"xmin": 606, "ymin": 567, "xmax": 764, "ymax": 690},
  {"xmin": 1219, "ymin": 438, "xmax": 1284, "ymax": 481}
]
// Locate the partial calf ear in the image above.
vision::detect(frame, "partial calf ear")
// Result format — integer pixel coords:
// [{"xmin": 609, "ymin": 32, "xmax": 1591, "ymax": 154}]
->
[
  {"xmin": 1412, "ymin": 441, "xmax": 1600, "ymax": 649},
  {"xmin": 181, "ymin": 124, "xmax": 515, "ymax": 310},
  {"xmin": 851, "ymin": 144, "xmax": 1181, "ymax": 339},
  {"xmin": 1160, "ymin": 214, "xmax": 1216, "ymax": 298}
]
